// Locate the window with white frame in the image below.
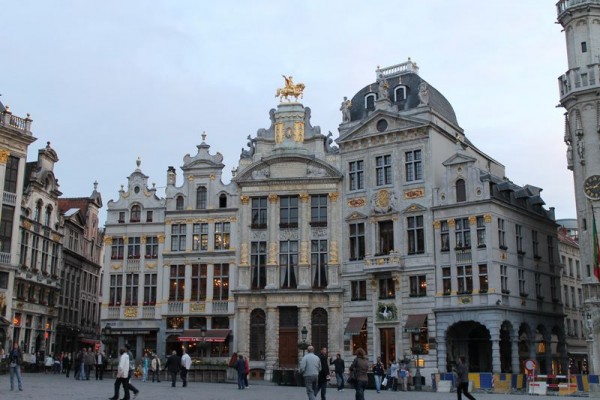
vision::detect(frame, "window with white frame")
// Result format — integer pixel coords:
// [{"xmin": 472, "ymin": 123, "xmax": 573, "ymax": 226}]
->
[
  {"xmin": 214, "ymin": 222, "xmax": 230, "ymax": 250},
  {"xmin": 349, "ymin": 222, "xmax": 365, "ymax": 261},
  {"xmin": 498, "ymin": 218, "xmax": 506, "ymax": 249},
  {"xmin": 127, "ymin": 236, "xmax": 140, "ymax": 259},
  {"xmin": 279, "ymin": 196, "xmax": 299, "ymax": 228},
  {"xmin": 171, "ymin": 224, "xmax": 186, "ymax": 252},
  {"xmin": 279, "ymin": 240, "xmax": 298, "ymax": 289},
  {"xmin": 349, "ymin": 160, "xmax": 364, "ymax": 191},
  {"xmin": 251, "ymin": 197, "xmax": 268, "ymax": 228},
  {"xmin": 476, "ymin": 216, "xmax": 486, "ymax": 247},
  {"xmin": 311, "ymin": 239, "xmax": 328, "ymax": 289},
  {"xmin": 169, "ymin": 265, "xmax": 185, "ymax": 301},
  {"xmin": 213, "ymin": 264, "xmax": 229, "ymax": 300},
  {"xmin": 310, "ymin": 195, "xmax": 328, "ymax": 226},
  {"xmin": 111, "ymin": 237, "xmax": 124, "ymax": 260},
  {"xmin": 251, "ymin": 241, "xmax": 267, "ymax": 289},
  {"xmin": 375, "ymin": 155, "xmax": 392, "ymax": 186},
  {"xmin": 407, "ymin": 215, "xmax": 424, "ymax": 254},
  {"xmin": 479, "ymin": 264, "xmax": 488, "ymax": 293},
  {"xmin": 191, "ymin": 264, "xmax": 207, "ymax": 301},
  {"xmin": 394, "ymin": 86, "xmax": 407, "ymax": 102},
  {"xmin": 379, "ymin": 277, "xmax": 396, "ymax": 299},
  {"xmin": 516, "ymin": 224, "xmax": 523, "ymax": 253},
  {"xmin": 193, "ymin": 223, "xmax": 208, "ymax": 251},
  {"xmin": 440, "ymin": 220, "xmax": 449, "ymax": 251},
  {"xmin": 455, "ymin": 217, "xmax": 470, "ymax": 249},
  {"xmin": 501, "ymin": 265, "xmax": 508, "ymax": 294},
  {"xmin": 409, "ymin": 275, "xmax": 427, "ymax": 297},
  {"xmin": 125, "ymin": 273, "xmax": 139, "ymax": 306},
  {"xmin": 405, "ymin": 150, "xmax": 422, "ymax": 182},
  {"xmin": 442, "ymin": 267, "xmax": 451, "ymax": 295},
  {"xmin": 351, "ymin": 280, "xmax": 367, "ymax": 301},
  {"xmin": 518, "ymin": 269, "xmax": 527, "ymax": 296},
  {"xmin": 109, "ymin": 274, "xmax": 122, "ymax": 306},
  {"xmin": 457, "ymin": 266, "xmax": 473, "ymax": 294},
  {"xmin": 144, "ymin": 273, "xmax": 157, "ymax": 306},
  {"xmin": 365, "ymin": 93, "xmax": 376, "ymax": 110},
  {"xmin": 145, "ymin": 236, "xmax": 158, "ymax": 259},
  {"xmin": 196, "ymin": 186, "xmax": 207, "ymax": 209}
]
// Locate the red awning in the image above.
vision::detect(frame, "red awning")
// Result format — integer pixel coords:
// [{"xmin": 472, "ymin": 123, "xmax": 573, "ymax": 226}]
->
[
  {"xmin": 178, "ymin": 329, "xmax": 230, "ymax": 343},
  {"xmin": 80, "ymin": 338, "xmax": 101, "ymax": 345},
  {"xmin": 345, "ymin": 317, "xmax": 367, "ymax": 335}
]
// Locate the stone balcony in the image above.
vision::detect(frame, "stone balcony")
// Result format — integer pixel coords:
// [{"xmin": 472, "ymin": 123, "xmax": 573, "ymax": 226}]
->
[
  {"xmin": 0, "ymin": 108, "xmax": 33, "ymax": 134},
  {"xmin": 364, "ymin": 252, "xmax": 403, "ymax": 272},
  {"xmin": 558, "ymin": 63, "xmax": 600, "ymax": 99}
]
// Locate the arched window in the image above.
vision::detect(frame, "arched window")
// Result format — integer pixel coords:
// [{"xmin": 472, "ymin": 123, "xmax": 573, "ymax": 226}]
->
[
  {"xmin": 34, "ymin": 200, "xmax": 43, "ymax": 223},
  {"xmin": 196, "ymin": 186, "xmax": 207, "ymax": 209},
  {"xmin": 176, "ymin": 196, "xmax": 184, "ymax": 211},
  {"xmin": 364, "ymin": 93, "xmax": 376, "ymax": 111},
  {"xmin": 130, "ymin": 204, "xmax": 141, "ymax": 222},
  {"xmin": 219, "ymin": 193, "xmax": 227, "ymax": 208},
  {"xmin": 456, "ymin": 179, "xmax": 466, "ymax": 203},
  {"xmin": 249, "ymin": 309, "xmax": 266, "ymax": 361},
  {"xmin": 311, "ymin": 308, "xmax": 328, "ymax": 351},
  {"xmin": 394, "ymin": 86, "xmax": 407, "ymax": 102},
  {"xmin": 44, "ymin": 205, "xmax": 52, "ymax": 227}
]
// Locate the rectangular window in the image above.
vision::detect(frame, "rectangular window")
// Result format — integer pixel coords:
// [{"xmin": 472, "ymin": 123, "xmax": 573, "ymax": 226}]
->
[
  {"xmin": 20, "ymin": 230, "xmax": 29, "ymax": 267},
  {"xmin": 405, "ymin": 150, "xmax": 422, "ymax": 182},
  {"xmin": 576, "ymin": 260, "xmax": 581, "ymax": 278},
  {"xmin": 4, "ymin": 155, "xmax": 19, "ymax": 193},
  {"xmin": 442, "ymin": 267, "xmax": 451, "ymax": 295},
  {"xmin": 409, "ymin": 275, "xmax": 427, "ymax": 297},
  {"xmin": 311, "ymin": 239, "xmax": 328, "ymax": 289},
  {"xmin": 571, "ymin": 286, "xmax": 576, "ymax": 307},
  {"xmin": 516, "ymin": 224, "xmax": 523, "ymax": 253},
  {"xmin": 192, "ymin": 223, "xmax": 208, "ymax": 251},
  {"xmin": 50, "ymin": 243, "xmax": 59, "ymax": 275},
  {"xmin": 375, "ymin": 155, "xmax": 392, "ymax": 186},
  {"xmin": 519, "ymin": 269, "xmax": 527, "ymax": 296},
  {"xmin": 68, "ymin": 229, "xmax": 80, "ymax": 252},
  {"xmin": 279, "ymin": 241, "xmax": 298, "ymax": 288},
  {"xmin": 547, "ymin": 235, "xmax": 555, "ymax": 265},
  {"xmin": 564, "ymin": 285, "xmax": 570, "ymax": 307},
  {"xmin": 31, "ymin": 235, "xmax": 39, "ymax": 270},
  {"xmin": 455, "ymin": 217, "xmax": 471, "ymax": 249},
  {"xmin": 171, "ymin": 224, "xmax": 186, "ymax": 252},
  {"xmin": 349, "ymin": 222, "xmax": 365, "ymax": 261},
  {"xmin": 479, "ymin": 264, "xmax": 488, "ymax": 293},
  {"xmin": 251, "ymin": 241, "xmax": 267, "ymax": 289},
  {"xmin": 127, "ymin": 236, "xmax": 141, "ymax": 259},
  {"xmin": 550, "ymin": 277, "xmax": 558, "ymax": 301},
  {"xmin": 501, "ymin": 265, "xmax": 508, "ymax": 294},
  {"xmin": 118, "ymin": 212, "xmax": 125, "ymax": 224},
  {"xmin": 378, "ymin": 220, "xmax": 394, "ymax": 255},
  {"xmin": 582, "ymin": 41, "xmax": 588, "ymax": 52},
  {"xmin": 349, "ymin": 160, "xmax": 364, "ymax": 191},
  {"xmin": 169, "ymin": 265, "xmax": 185, "ymax": 301},
  {"xmin": 379, "ymin": 277, "xmax": 396, "ymax": 299},
  {"xmin": 125, "ymin": 273, "xmax": 139, "ymax": 306},
  {"xmin": 440, "ymin": 220, "xmax": 449, "ymax": 252},
  {"xmin": 146, "ymin": 210, "xmax": 153, "ymax": 223},
  {"xmin": 310, "ymin": 194, "xmax": 328, "ymax": 226},
  {"xmin": 279, "ymin": 196, "xmax": 299, "ymax": 228},
  {"xmin": 40, "ymin": 239, "xmax": 49, "ymax": 273},
  {"xmin": 578, "ymin": 288, "xmax": 583, "ymax": 307},
  {"xmin": 407, "ymin": 215, "xmax": 424, "ymax": 254},
  {"xmin": 0, "ymin": 271, "xmax": 8, "ymax": 289},
  {"xmin": 109, "ymin": 274, "xmax": 122, "ymax": 306},
  {"xmin": 535, "ymin": 273, "xmax": 542, "ymax": 298},
  {"xmin": 214, "ymin": 222, "xmax": 230, "ymax": 250},
  {"xmin": 191, "ymin": 264, "xmax": 207, "ymax": 301},
  {"xmin": 498, "ymin": 218, "xmax": 506, "ymax": 249},
  {"xmin": 532, "ymin": 230, "xmax": 539, "ymax": 258},
  {"xmin": 457, "ymin": 266, "xmax": 473, "ymax": 294},
  {"xmin": 351, "ymin": 280, "xmax": 367, "ymax": 301},
  {"xmin": 145, "ymin": 236, "xmax": 158, "ymax": 259},
  {"xmin": 476, "ymin": 216, "xmax": 486, "ymax": 247},
  {"xmin": 213, "ymin": 264, "xmax": 229, "ymax": 300},
  {"xmin": 0, "ymin": 205, "xmax": 15, "ymax": 253},
  {"xmin": 251, "ymin": 197, "xmax": 267, "ymax": 229}
]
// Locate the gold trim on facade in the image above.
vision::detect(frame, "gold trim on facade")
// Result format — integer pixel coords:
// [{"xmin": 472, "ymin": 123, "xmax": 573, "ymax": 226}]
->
[
  {"xmin": 404, "ymin": 188, "xmax": 425, "ymax": 199},
  {"xmin": 268, "ymin": 193, "xmax": 279, "ymax": 204},
  {"xmin": 448, "ymin": 218, "xmax": 456, "ymax": 228},
  {"xmin": 124, "ymin": 307, "xmax": 138, "ymax": 318},
  {"xmin": 347, "ymin": 198, "xmax": 365, "ymax": 208},
  {"xmin": 104, "ymin": 236, "xmax": 113, "ymax": 245},
  {"xmin": 328, "ymin": 192, "xmax": 339, "ymax": 202},
  {"xmin": 469, "ymin": 216, "xmax": 477, "ymax": 225},
  {"xmin": 294, "ymin": 121, "xmax": 305, "ymax": 142},
  {"xmin": 240, "ymin": 195, "xmax": 250, "ymax": 205},
  {"xmin": 484, "ymin": 214, "xmax": 492, "ymax": 223},
  {"xmin": 433, "ymin": 220, "xmax": 441, "ymax": 229},
  {"xmin": 0, "ymin": 148, "xmax": 10, "ymax": 164}
]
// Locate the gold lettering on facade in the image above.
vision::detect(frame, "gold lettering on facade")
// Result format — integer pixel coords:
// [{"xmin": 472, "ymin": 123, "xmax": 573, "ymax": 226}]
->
[
  {"xmin": 190, "ymin": 302, "xmax": 205, "ymax": 313},
  {"xmin": 347, "ymin": 198, "xmax": 365, "ymax": 208},
  {"xmin": 404, "ymin": 188, "xmax": 425, "ymax": 199}
]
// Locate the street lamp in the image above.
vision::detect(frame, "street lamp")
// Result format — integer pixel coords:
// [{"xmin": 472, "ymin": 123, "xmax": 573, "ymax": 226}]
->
[
  {"xmin": 102, "ymin": 323, "xmax": 112, "ymax": 357},
  {"xmin": 412, "ymin": 342, "xmax": 424, "ymax": 391},
  {"xmin": 298, "ymin": 326, "xmax": 309, "ymax": 356}
]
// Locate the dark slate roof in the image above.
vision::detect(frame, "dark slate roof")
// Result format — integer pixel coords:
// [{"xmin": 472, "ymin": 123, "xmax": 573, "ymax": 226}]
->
[{"xmin": 347, "ymin": 73, "xmax": 459, "ymax": 127}]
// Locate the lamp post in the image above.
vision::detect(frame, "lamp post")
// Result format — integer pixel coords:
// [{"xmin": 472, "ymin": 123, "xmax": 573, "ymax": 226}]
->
[
  {"xmin": 412, "ymin": 343, "xmax": 423, "ymax": 391},
  {"xmin": 299, "ymin": 326, "xmax": 308, "ymax": 356},
  {"xmin": 101, "ymin": 323, "xmax": 112, "ymax": 358}
]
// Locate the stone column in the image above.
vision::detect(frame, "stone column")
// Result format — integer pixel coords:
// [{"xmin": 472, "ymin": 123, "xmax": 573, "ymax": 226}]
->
[
  {"xmin": 544, "ymin": 333, "xmax": 552, "ymax": 374},
  {"xmin": 436, "ymin": 331, "xmax": 448, "ymax": 372},
  {"xmin": 298, "ymin": 193, "xmax": 310, "ymax": 289},
  {"xmin": 328, "ymin": 301, "xmax": 343, "ymax": 355},
  {"xmin": 511, "ymin": 334, "xmax": 520, "ymax": 374},
  {"xmin": 238, "ymin": 196, "xmax": 250, "ymax": 290},
  {"xmin": 328, "ymin": 192, "xmax": 340, "ymax": 288},
  {"xmin": 490, "ymin": 333, "xmax": 501, "ymax": 373},
  {"xmin": 265, "ymin": 306, "xmax": 278, "ymax": 381},
  {"xmin": 266, "ymin": 194, "xmax": 279, "ymax": 289},
  {"xmin": 236, "ymin": 305, "xmax": 249, "ymax": 355}
]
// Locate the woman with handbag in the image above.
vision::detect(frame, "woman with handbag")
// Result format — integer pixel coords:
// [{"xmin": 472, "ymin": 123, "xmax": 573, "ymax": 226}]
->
[{"xmin": 348, "ymin": 348, "xmax": 369, "ymax": 400}]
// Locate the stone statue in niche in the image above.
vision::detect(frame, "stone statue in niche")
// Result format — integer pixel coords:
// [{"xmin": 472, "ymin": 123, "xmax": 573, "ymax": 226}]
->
[
  {"xmin": 377, "ymin": 74, "xmax": 389, "ymax": 100},
  {"xmin": 418, "ymin": 82, "xmax": 429, "ymax": 106},
  {"xmin": 566, "ymin": 144, "xmax": 573, "ymax": 169},
  {"xmin": 577, "ymin": 135, "xmax": 585, "ymax": 165},
  {"xmin": 340, "ymin": 96, "xmax": 352, "ymax": 122}
]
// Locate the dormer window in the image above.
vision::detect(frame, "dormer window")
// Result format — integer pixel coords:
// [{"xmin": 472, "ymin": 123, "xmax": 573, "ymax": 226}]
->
[
  {"xmin": 364, "ymin": 93, "xmax": 376, "ymax": 111},
  {"xmin": 130, "ymin": 205, "xmax": 141, "ymax": 223},
  {"xmin": 176, "ymin": 196, "xmax": 184, "ymax": 211},
  {"xmin": 219, "ymin": 193, "xmax": 227, "ymax": 208},
  {"xmin": 34, "ymin": 200, "xmax": 43, "ymax": 223},
  {"xmin": 456, "ymin": 179, "xmax": 466, "ymax": 203},
  {"xmin": 394, "ymin": 86, "xmax": 407, "ymax": 102},
  {"xmin": 196, "ymin": 186, "xmax": 207, "ymax": 209},
  {"xmin": 44, "ymin": 205, "xmax": 52, "ymax": 227}
]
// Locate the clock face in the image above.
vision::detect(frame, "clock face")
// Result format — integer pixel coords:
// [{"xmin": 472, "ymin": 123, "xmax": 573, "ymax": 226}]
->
[{"xmin": 585, "ymin": 175, "xmax": 600, "ymax": 199}]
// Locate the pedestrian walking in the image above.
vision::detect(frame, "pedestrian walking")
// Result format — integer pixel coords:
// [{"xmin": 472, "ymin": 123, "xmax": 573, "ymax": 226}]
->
[
  {"xmin": 74, "ymin": 349, "xmax": 83, "ymax": 380},
  {"xmin": 372, "ymin": 356, "xmax": 385, "ymax": 393},
  {"xmin": 349, "ymin": 348, "xmax": 369, "ymax": 400},
  {"xmin": 84, "ymin": 347, "xmax": 95, "ymax": 380},
  {"xmin": 315, "ymin": 347, "xmax": 329, "ymax": 400},
  {"xmin": 96, "ymin": 350, "xmax": 106, "ymax": 380},
  {"xmin": 150, "ymin": 353, "xmax": 161, "ymax": 383},
  {"xmin": 141, "ymin": 352, "xmax": 149, "ymax": 382},
  {"xmin": 44, "ymin": 353, "xmax": 54, "ymax": 373},
  {"xmin": 455, "ymin": 356, "xmax": 476, "ymax": 400},
  {"xmin": 298, "ymin": 345, "xmax": 321, "ymax": 400},
  {"xmin": 388, "ymin": 359, "xmax": 399, "ymax": 391},
  {"xmin": 399, "ymin": 362, "xmax": 409, "ymax": 391},
  {"xmin": 329, "ymin": 353, "xmax": 345, "ymax": 392},
  {"xmin": 235, "ymin": 354, "xmax": 246, "ymax": 390},
  {"xmin": 125, "ymin": 343, "xmax": 140, "ymax": 398},
  {"xmin": 180, "ymin": 348, "xmax": 191, "ymax": 387},
  {"xmin": 63, "ymin": 353, "xmax": 72, "ymax": 378},
  {"xmin": 244, "ymin": 354, "xmax": 250, "ymax": 388},
  {"xmin": 109, "ymin": 347, "xmax": 130, "ymax": 400},
  {"xmin": 164, "ymin": 350, "xmax": 181, "ymax": 387},
  {"xmin": 8, "ymin": 342, "xmax": 24, "ymax": 391}
]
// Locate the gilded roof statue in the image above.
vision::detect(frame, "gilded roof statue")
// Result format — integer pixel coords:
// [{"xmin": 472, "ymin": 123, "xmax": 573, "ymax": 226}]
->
[{"xmin": 275, "ymin": 74, "xmax": 305, "ymax": 102}]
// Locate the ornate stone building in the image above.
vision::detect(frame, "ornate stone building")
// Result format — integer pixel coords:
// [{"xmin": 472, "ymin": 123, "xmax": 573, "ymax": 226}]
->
[
  {"xmin": 0, "ymin": 100, "xmax": 36, "ymax": 352},
  {"xmin": 557, "ymin": 0, "xmax": 600, "ymax": 373}
]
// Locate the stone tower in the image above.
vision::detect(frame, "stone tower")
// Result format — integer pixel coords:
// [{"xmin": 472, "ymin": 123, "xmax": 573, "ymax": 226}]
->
[{"xmin": 557, "ymin": 0, "xmax": 600, "ymax": 374}]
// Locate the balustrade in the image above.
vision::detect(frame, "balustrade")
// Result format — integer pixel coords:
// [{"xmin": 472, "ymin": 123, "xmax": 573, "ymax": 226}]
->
[
  {"xmin": 2, "ymin": 191, "xmax": 16, "ymax": 206},
  {"xmin": 168, "ymin": 301, "xmax": 183, "ymax": 313},
  {"xmin": 142, "ymin": 306, "xmax": 155, "ymax": 319}
]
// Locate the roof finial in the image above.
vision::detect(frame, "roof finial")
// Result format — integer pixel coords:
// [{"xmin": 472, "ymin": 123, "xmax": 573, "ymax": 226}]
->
[
  {"xmin": 136, "ymin": 157, "xmax": 141, "ymax": 168},
  {"xmin": 202, "ymin": 131, "xmax": 207, "ymax": 142}
]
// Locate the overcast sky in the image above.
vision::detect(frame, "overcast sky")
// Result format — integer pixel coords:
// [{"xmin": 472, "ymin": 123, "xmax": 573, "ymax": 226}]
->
[{"xmin": 0, "ymin": 1, "xmax": 572, "ymax": 225}]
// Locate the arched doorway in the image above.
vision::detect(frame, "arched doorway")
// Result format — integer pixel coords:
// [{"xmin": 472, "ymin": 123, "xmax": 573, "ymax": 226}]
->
[
  {"xmin": 499, "ymin": 321, "xmax": 513, "ymax": 373},
  {"xmin": 446, "ymin": 321, "xmax": 491, "ymax": 372}
]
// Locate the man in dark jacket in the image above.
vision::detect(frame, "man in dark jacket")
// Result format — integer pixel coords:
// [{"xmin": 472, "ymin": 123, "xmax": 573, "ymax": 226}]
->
[
  {"xmin": 315, "ymin": 347, "xmax": 329, "ymax": 400},
  {"xmin": 456, "ymin": 356, "xmax": 476, "ymax": 400},
  {"xmin": 164, "ymin": 350, "xmax": 181, "ymax": 387},
  {"xmin": 329, "ymin": 353, "xmax": 345, "ymax": 392}
]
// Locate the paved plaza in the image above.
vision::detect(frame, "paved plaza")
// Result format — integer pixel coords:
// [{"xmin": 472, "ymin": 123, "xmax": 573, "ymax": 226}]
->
[{"xmin": 0, "ymin": 372, "xmax": 579, "ymax": 400}]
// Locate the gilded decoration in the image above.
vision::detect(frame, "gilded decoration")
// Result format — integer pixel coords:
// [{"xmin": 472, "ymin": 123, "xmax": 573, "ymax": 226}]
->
[
  {"xmin": 275, "ymin": 75, "xmax": 305, "ymax": 102},
  {"xmin": 158, "ymin": 235, "xmax": 165, "ymax": 244},
  {"xmin": 268, "ymin": 194, "xmax": 279, "ymax": 204},
  {"xmin": 376, "ymin": 189, "xmax": 391, "ymax": 209},
  {"xmin": 22, "ymin": 220, "xmax": 32, "ymax": 230},
  {"xmin": 294, "ymin": 121, "xmax": 305, "ymax": 142},
  {"xmin": 348, "ymin": 198, "xmax": 366, "ymax": 208},
  {"xmin": 300, "ymin": 242, "xmax": 309, "ymax": 264},
  {"xmin": 240, "ymin": 195, "xmax": 250, "ymax": 205},
  {"xmin": 404, "ymin": 188, "xmax": 425, "ymax": 199},
  {"xmin": 190, "ymin": 302, "xmax": 205, "ymax": 313},
  {"xmin": 330, "ymin": 241, "xmax": 339, "ymax": 264},
  {"xmin": 328, "ymin": 192, "xmax": 339, "ymax": 202},
  {"xmin": 448, "ymin": 218, "xmax": 456, "ymax": 228},
  {"xmin": 146, "ymin": 263, "xmax": 157, "ymax": 269},
  {"xmin": 124, "ymin": 307, "xmax": 138, "ymax": 318},
  {"xmin": 468, "ymin": 216, "xmax": 477, "ymax": 225},
  {"xmin": 433, "ymin": 220, "xmax": 441, "ymax": 230},
  {"xmin": 104, "ymin": 236, "xmax": 113, "ymax": 245},
  {"xmin": 52, "ymin": 234, "xmax": 61, "ymax": 242},
  {"xmin": 240, "ymin": 243, "xmax": 249, "ymax": 266},
  {"xmin": 111, "ymin": 264, "xmax": 122, "ymax": 270},
  {"xmin": 484, "ymin": 214, "xmax": 492, "ymax": 223},
  {"xmin": 299, "ymin": 193, "xmax": 310, "ymax": 203},
  {"xmin": 210, "ymin": 174, "xmax": 216, "ymax": 180},
  {"xmin": 141, "ymin": 236, "xmax": 147, "ymax": 244},
  {"xmin": 275, "ymin": 122, "xmax": 284, "ymax": 144},
  {"xmin": 268, "ymin": 242, "xmax": 278, "ymax": 264},
  {"xmin": 0, "ymin": 148, "xmax": 10, "ymax": 164}
]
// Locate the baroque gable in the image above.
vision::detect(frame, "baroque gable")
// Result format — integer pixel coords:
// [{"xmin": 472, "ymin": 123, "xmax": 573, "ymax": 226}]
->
[
  {"xmin": 234, "ymin": 154, "xmax": 342, "ymax": 184},
  {"xmin": 337, "ymin": 111, "xmax": 427, "ymax": 144},
  {"xmin": 401, "ymin": 203, "xmax": 427, "ymax": 214}
]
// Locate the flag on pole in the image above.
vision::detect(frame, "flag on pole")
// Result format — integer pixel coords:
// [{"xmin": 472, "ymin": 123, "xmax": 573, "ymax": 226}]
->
[{"xmin": 593, "ymin": 210, "xmax": 600, "ymax": 281}]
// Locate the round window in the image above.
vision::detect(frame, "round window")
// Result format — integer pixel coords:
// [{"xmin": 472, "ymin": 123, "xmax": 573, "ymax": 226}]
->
[
  {"xmin": 134, "ymin": 186, "xmax": 140, "ymax": 194},
  {"xmin": 376, "ymin": 119, "xmax": 388, "ymax": 132}
]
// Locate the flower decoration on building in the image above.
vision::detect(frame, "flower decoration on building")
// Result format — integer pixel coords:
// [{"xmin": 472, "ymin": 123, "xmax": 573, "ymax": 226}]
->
[{"xmin": 376, "ymin": 302, "xmax": 398, "ymax": 321}]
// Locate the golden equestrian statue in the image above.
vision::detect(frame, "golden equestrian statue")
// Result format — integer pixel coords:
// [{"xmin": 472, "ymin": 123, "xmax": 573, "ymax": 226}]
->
[{"xmin": 275, "ymin": 75, "xmax": 305, "ymax": 102}]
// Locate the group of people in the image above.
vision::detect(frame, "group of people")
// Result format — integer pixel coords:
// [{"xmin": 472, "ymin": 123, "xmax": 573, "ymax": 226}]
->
[
  {"xmin": 371, "ymin": 356, "xmax": 410, "ymax": 392},
  {"xmin": 233, "ymin": 353, "xmax": 250, "ymax": 389}
]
